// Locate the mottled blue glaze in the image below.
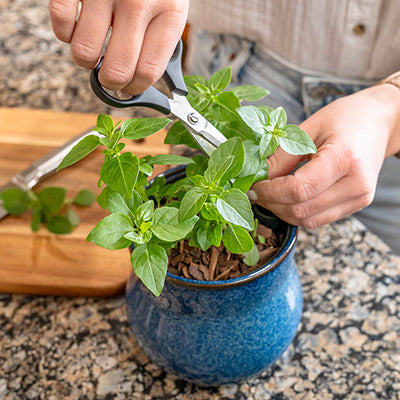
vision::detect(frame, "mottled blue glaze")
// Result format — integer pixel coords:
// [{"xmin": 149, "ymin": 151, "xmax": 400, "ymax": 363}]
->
[{"xmin": 125, "ymin": 222, "xmax": 302, "ymax": 386}]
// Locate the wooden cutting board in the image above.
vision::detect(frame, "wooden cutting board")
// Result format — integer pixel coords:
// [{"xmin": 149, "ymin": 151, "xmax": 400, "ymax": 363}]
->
[{"xmin": 0, "ymin": 108, "xmax": 170, "ymax": 297}]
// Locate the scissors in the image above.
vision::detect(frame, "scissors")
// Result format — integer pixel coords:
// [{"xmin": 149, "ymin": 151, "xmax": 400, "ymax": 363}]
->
[{"xmin": 90, "ymin": 40, "xmax": 226, "ymax": 156}]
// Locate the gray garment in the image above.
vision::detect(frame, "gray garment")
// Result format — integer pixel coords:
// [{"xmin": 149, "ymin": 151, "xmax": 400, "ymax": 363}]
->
[{"xmin": 185, "ymin": 29, "xmax": 400, "ymax": 254}]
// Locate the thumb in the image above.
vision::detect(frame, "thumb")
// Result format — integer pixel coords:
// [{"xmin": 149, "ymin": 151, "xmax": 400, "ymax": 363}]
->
[{"xmin": 266, "ymin": 148, "xmax": 304, "ymax": 180}]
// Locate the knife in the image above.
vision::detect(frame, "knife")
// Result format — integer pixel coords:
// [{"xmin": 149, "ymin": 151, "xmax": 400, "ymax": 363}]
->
[{"xmin": 0, "ymin": 127, "xmax": 102, "ymax": 219}]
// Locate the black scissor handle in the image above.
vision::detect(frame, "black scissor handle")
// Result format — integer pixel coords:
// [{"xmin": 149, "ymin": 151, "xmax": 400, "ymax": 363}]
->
[{"xmin": 89, "ymin": 39, "xmax": 188, "ymax": 115}]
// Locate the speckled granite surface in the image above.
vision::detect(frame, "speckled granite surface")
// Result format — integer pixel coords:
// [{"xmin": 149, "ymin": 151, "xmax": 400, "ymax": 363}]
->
[{"xmin": 1, "ymin": 1, "xmax": 400, "ymax": 399}]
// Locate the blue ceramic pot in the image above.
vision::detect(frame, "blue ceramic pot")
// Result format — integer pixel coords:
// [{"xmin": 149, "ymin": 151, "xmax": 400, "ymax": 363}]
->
[{"xmin": 125, "ymin": 168, "xmax": 302, "ymax": 386}]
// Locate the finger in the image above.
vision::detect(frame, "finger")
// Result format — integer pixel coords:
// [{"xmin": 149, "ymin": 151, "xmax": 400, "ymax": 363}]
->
[
  {"xmin": 272, "ymin": 193, "xmax": 371, "ymax": 230},
  {"xmin": 70, "ymin": 0, "xmax": 113, "ymax": 69},
  {"xmin": 122, "ymin": 10, "xmax": 187, "ymax": 95},
  {"xmin": 98, "ymin": 2, "xmax": 151, "ymax": 91},
  {"xmin": 49, "ymin": 0, "xmax": 80, "ymax": 43},
  {"xmin": 259, "ymin": 175, "xmax": 374, "ymax": 226},
  {"xmin": 267, "ymin": 147, "xmax": 304, "ymax": 180},
  {"xmin": 255, "ymin": 143, "xmax": 350, "ymax": 205}
]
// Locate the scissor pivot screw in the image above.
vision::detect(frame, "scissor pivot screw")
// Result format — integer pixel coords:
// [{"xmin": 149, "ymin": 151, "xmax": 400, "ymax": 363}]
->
[{"xmin": 187, "ymin": 113, "xmax": 199, "ymax": 125}]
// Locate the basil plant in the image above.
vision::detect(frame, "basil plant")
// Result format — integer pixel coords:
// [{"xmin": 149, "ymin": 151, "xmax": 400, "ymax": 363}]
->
[{"xmin": 58, "ymin": 67, "xmax": 316, "ymax": 296}]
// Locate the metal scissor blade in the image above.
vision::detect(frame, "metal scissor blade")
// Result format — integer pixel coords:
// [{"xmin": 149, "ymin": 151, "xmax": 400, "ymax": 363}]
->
[{"xmin": 169, "ymin": 93, "xmax": 226, "ymax": 156}]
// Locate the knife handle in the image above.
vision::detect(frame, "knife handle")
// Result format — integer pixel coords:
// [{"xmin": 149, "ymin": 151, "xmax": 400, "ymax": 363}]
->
[{"xmin": 15, "ymin": 128, "xmax": 101, "ymax": 189}]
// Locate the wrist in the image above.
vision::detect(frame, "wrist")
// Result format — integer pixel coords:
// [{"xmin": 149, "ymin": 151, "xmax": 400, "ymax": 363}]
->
[{"xmin": 372, "ymin": 77, "xmax": 400, "ymax": 158}]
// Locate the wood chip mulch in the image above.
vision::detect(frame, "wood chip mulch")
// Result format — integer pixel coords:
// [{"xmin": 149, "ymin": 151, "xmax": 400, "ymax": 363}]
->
[{"xmin": 167, "ymin": 225, "xmax": 285, "ymax": 281}]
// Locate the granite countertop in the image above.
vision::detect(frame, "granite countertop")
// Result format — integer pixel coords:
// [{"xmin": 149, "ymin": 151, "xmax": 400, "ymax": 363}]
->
[{"xmin": 1, "ymin": 1, "xmax": 400, "ymax": 399}]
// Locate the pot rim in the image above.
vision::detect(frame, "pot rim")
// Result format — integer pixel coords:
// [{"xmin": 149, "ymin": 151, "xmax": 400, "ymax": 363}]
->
[{"xmin": 165, "ymin": 224, "xmax": 297, "ymax": 289}]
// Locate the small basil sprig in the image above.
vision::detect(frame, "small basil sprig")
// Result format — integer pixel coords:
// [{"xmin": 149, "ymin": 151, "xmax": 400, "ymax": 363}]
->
[{"xmin": 0, "ymin": 187, "xmax": 95, "ymax": 233}]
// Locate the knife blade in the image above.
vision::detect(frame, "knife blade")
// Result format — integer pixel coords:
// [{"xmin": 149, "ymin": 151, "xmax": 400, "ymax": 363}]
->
[{"xmin": 0, "ymin": 127, "xmax": 102, "ymax": 219}]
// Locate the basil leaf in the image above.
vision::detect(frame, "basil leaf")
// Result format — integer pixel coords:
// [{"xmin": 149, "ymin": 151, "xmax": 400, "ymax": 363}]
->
[
  {"xmin": 95, "ymin": 114, "xmax": 114, "ymax": 136},
  {"xmin": 269, "ymin": 107, "xmax": 287, "ymax": 129},
  {"xmin": 139, "ymin": 163, "xmax": 153, "ymax": 176},
  {"xmin": 65, "ymin": 209, "xmax": 80, "ymax": 227},
  {"xmin": 243, "ymin": 241, "xmax": 260, "ymax": 266},
  {"xmin": 222, "ymin": 224, "xmax": 253, "ymax": 254},
  {"xmin": 148, "ymin": 154, "xmax": 193, "ymax": 165},
  {"xmin": 237, "ymin": 106, "xmax": 268, "ymax": 134},
  {"xmin": 215, "ymin": 91, "xmax": 240, "ymax": 112},
  {"xmin": 231, "ymin": 85, "xmax": 270, "ymax": 102},
  {"xmin": 124, "ymin": 230, "xmax": 152, "ymax": 245},
  {"xmin": 121, "ymin": 118, "xmax": 171, "ymax": 140},
  {"xmin": 73, "ymin": 189, "xmax": 96, "ymax": 206},
  {"xmin": 186, "ymin": 155, "xmax": 208, "ymax": 177},
  {"xmin": 164, "ymin": 120, "xmax": 200, "ymax": 149},
  {"xmin": 100, "ymin": 153, "xmax": 139, "ymax": 198},
  {"xmin": 221, "ymin": 120, "xmax": 257, "ymax": 141},
  {"xmin": 208, "ymin": 66, "xmax": 232, "ymax": 91},
  {"xmin": 38, "ymin": 187, "xmax": 66, "ymax": 214},
  {"xmin": 179, "ymin": 187, "xmax": 207, "ymax": 222},
  {"xmin": 216, "ymin": 189, "xmax": 254, "ymax": 230},
  {"xmin": 136, "ymin": 200, "xmax": 154, "ymax": 222},
  {"xmin": 238, "ymin": 139, "xmax": 261, "ymax": 177},
  {"xmin": 0, "ymin": 188, "xmax": 30, "ymax": 216},
  {"xmin": 209, "ymin": 102, "xmax": 239, "ymax": 123},
  {"xmin": 47, "ymin": 215, "xmax": 74, "ymax": 234},
  {"xmin": 131, "ymin": 243, "xmax": 168, "ymax": 297},
  {"xmin": 151, "ymin": 207, "xmax": 198, "ymax": 242},
  {"xmin": 31, "ymin": 204, "xmax": 42, "ymax": 232},
  {"xmin": 259, "ymin": 134, "xmax": 280, "ymax": 159},
  {"xmin": 205, "ymin": 138, "xmax": 244, "ymax": 185},
  {"xmin": 232, "ymin": 175, "xmax": 256, "ymax": 193},
  {"xmin": 106, "ymin": 187, "xmax": 141, "ymax": 220},
  {"xmin": 197, "ymin": 221, "xmax": 222, "ymax": 251},
  {"xmin": 280, "ymin": 125, "xmax": 317, "ymax": 155},
  {"xmin": 58, "ymin": 134, "xmax": 100, "ymax": 170},
  {"xmin": 87, "ymin": 213, "xmax": 133, "ymax": 250}
]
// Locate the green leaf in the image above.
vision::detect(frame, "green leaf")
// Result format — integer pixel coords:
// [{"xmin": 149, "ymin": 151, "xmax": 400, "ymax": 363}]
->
[
  {"xmin": 243, "ymin": 241, "xmax": 260, "ymax": 266},
  {"xmin": 184, "ymin": 74, "xmax": 208, "ymax": 91},
  {"xmin": 215, "ymin": 91, "xmax": 240, "ymax": 112},
  {"xmin": 47, "ymin": 215, "xmax": 74, "ymax": 234},
  {"xmin": 121, "ymin": 118, "xmax": 171, "ymax": 140},
  {"xmin": 221, "ymin": 120, "xmax": 256, "ymax": 141},
  {"xmin": 73, "ymin": 189, "xmax": 96, "ymax": 206},
  {"xmin": 269, "ymin": 107, "xmax": 287, "ymax": 129},
  {"xmin": 131, "ymin": 243, "xmax": 168, "ymax": 296},
  {"xmin": 205, "ymin": 138, "xmax": 244, "ymax": 185},
  {"xmin": 38, "ymin": 187, "xmax": 66, "ymax": 214},
  {"xmin": 194, "ymin": 83, "xmax": 211, "ymax": 96},
  {"xmin": 95, "ymin": 114, "xmax": 114, "ymax": 137},
  {"xmin": 106, "ymin": 187, "xmax": 141, "ymax": 219},
  {"xmin": 165, "ymin": 177, "xmax": 194, "ymax": 197},
  {"xmin": 280, "ymin": 125, "xmax": 317, "ymax": 155},
  {"xmin": 237, "ymin": 106, "xmax": 268, "ymax": 134},
  {"xmin": 259, "ymin": 134, "xmax": 280, "ymax": 159},
  {"xmin": 254, "ymin": 165, "xmax": 269, "ymax": 183},
  {"xmin": 186, "ymin": 155, "xmax": 208, "ymax": 177},
  {"xmin": 100, "ymin": 153, "xmax": 139, "ymax": 198},
  {"xmin": 222, "ymin": 224, "xmax": 253, "ymax": 254},
  {"xmin": 216, "ymin": 189, "xmax": 254, "ymax": 230},
  {"xmin": 139, "ymin": 163, "xmax": 153, "ymax": 176},
  {"xmin": 151, "ymin": 207, "xmax": 198, "ymax": 242},
  {"xmin": 209, "ymin": 102, "xmax": 239, "ymax": 123},
  {"xmin": 87, "ymin": 213, "xmax": 133, "ymax": 250},
  {"xmin": 178, "ymin": 187, "xmax": 207, "ymax": 222},
  {"xmin": 137, "ymin": 200, "xmax": 154, "ymax": 222},
  {"xmin": 238, "ymin": 140, "xmax": 261, "ymax": 177},
  {"xmin": 197, "ymin": 221, "xmax": 222, "ymax": 251},
  {"xmin": 58, "ymin": 134, "xmax": 100, "ymax": 170},
  {"xmin": 148, "ymin": 154, "xmax": 193, "ymax": 165},
  {"xmin": 208, "ymin": 67, "xmax": 232, "ymax": 91},
  {"xmin": 0, "ymin": 188, "xmax": 30, "ymax": 216},
  {"xmin": 164, "ymin": 120, "xmax": 200, "ymax": 149},
  {"xmin": 231, "ymin": 85, "xmax": 270, "ymax": 102},
  {"xmin": 232, "ymin": 175, "xmax": 256, "ymax": 193},
  {"xmin": 124, "ymin": 230, "xmax": 152, "ymax": 245},
  {"xmin": 200, "ymin": 203, "xmax": 220, "ymax": 221},
  {"xmin": 65, "ymin": 209, "xmax": 80, "ymax": 227}
]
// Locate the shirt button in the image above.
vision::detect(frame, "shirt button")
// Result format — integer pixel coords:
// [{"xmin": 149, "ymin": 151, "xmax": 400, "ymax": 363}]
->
[{"xmin": 353, "ymin": 24, "xmax": 366, "ymax": 35}]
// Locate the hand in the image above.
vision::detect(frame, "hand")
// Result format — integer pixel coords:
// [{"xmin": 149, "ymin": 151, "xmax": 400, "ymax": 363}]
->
[
  {"xmin": 49, "ymin": 0, "xmax": 189, "ymax": 95},
  {"xmin": 253, "ymin": 84, "xmax": 400, "ymax": 229}
]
